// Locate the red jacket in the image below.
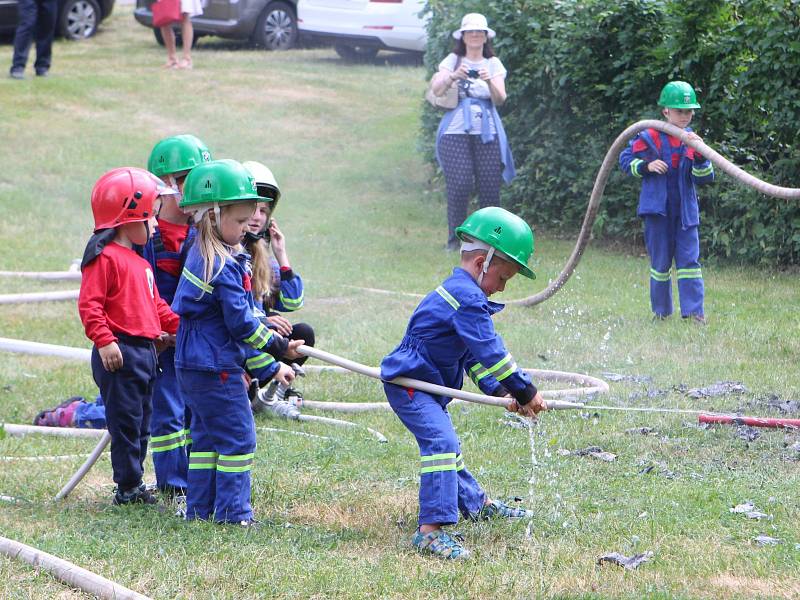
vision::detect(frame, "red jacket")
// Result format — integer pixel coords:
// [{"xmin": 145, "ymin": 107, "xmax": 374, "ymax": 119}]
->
[{"xmin": 79, "ymin": 242, "xmax": 179, "ymax": 347}]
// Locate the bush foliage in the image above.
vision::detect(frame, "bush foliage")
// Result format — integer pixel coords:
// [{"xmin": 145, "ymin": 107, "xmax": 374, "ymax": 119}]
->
[{"xmin": 421, "ymin": 0, "xmax": 800, "ymax": 265}]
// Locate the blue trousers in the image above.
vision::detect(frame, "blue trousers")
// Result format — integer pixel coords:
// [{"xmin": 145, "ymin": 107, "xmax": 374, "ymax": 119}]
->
[
  {"xmin": 643, "ymin": 214, "xmax": 704, "ymax": 318},
  {"xmin": 384, "ymin": 383, "xmax": 485, "ymax": 526},
  {"xmin": 150, "ymin": 348, "xmax": 190, "ymax": 492},
  {"xmin": 11, "ymin": 0, "xmax": 58, "ymax": 72},
  {"xmin": 91, "ymin": 337, "xmax": 157, "ymax": 491},
  {"xmin": 177, "ymin": 368, "xmax": 256, "ymax": 523}
]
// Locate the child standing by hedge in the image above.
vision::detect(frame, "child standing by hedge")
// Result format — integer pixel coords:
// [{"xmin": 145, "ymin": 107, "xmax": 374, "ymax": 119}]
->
[
  {"xmin": 172, "ymin": 159, "xmax": 301, "ymax": 526},
  {"xmin": 619, "ymin": 81, "xmax": 715, "ymax": 322},
  {"xmin": 79, "ymin": 167, "xmax": 180, "ymax": 505},
  {"xmin": 380, "ymin": 207, "xmax": 547, "ymax": 560}
]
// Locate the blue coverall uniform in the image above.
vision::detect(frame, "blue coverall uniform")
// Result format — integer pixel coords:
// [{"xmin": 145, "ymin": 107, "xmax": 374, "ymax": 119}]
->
[
  {"xmin": 172, "ymin": 245, "xmax": 285, "ymax": 523},
  {"xmin": 250, "ymin": 258, "xmax": 315, "ymax": 366},
  {"xmin": 619, "ymin": 127, "xmax": 715, "ymax": 317},
  {"xmin": 381, "ymin": 268, "xmax": 537, "ymax": 526},
  {"xmin": 140, "ymin": 226, "xmax": 195, "ymax": 493}
]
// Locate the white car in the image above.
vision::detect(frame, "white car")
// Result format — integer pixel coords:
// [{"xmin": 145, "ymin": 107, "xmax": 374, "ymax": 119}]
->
[{"xmin": 298, "ymin": 0, "xmax": 426, "ymax": 60}]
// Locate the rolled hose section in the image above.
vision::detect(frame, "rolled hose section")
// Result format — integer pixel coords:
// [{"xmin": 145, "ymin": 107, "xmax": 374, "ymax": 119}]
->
[
  {"xmin": 0, "ymin": 535, "xmax": 152, "ymax": 600},
  {"xmin": 297, "ymin": 345, "xmax": 603, "ymax": 411},
  {"xmin": 509, "ymin": 119, "xmax": 800, "ymax": 308}
]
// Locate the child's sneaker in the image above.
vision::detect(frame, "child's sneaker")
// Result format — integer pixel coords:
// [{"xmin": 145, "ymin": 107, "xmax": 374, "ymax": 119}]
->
[
  {"xmin": 113, "ymin": 483, "xmax": 157, "ymax": 506},
  {"xmin": 471, "ymin": 499, "xmax": 533, "ymax": 521},
  {"xmin": 238, "ymin": 518, "xmax": 262, "ymax": 530},
  {"xmin": 411, "ymin": 528, "xmax": 470, "ymax": 560},
  {"xmin": 33, "ymin": 397, "xmax": 82, "ymax": 427}
]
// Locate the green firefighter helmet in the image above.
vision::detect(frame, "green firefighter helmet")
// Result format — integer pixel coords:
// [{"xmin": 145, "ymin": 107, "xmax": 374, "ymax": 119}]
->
[
  {"xmin": 455, "ymin": 207, "xmax": 536, "ymax": 279},
  {"xmin": 242, "ymin": 160, "xmax": 281, "ymax": 211},
  {"xmin": 180, "ymin": 159, "xmax": 260, "ymax": 210},
  {"xmin": 147, "ymin": 134, "xmax": 213, "ymax": 177},
  {"xmin": 658, "ymin": 81, "xmax": 701, "ymax": 109}
]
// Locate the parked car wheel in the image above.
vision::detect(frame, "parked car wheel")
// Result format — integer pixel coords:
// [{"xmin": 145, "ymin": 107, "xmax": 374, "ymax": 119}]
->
[
  {"xmin": 253, "ymin": 1, "xmax": 297, "ymax": 50},
  {"xmin": 153, "ymin": 27, "xmax": 198, "ymax": 48},
  {"xmin": 59, "ymin": 0, "xmax": 100, "ymax": 40},
  {"xmin": 334, "ymin": 43, "xmax": 378, "ymax": 62}
]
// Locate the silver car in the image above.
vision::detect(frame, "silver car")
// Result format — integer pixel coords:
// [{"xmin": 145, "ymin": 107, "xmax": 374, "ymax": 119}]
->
[{"xmin": 133, "ymin": 0, "xmax": 297, "ymax": 50}]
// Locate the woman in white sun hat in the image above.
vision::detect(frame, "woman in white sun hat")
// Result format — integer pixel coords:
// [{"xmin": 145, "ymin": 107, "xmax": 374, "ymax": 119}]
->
[{"xmin": 429, "ymin": 13, "xmax": 516, "ymax": 251}]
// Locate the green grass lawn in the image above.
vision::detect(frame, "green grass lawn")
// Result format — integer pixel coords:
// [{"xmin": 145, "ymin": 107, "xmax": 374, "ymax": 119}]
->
[{"xmin": 1, "ymin": 7, "xmax": 799, "ymax": 599}]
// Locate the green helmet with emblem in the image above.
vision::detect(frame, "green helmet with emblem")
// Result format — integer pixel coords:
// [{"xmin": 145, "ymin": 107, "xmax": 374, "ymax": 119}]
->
[
  {"xmin": 242, "ymin": 160, "xmax": 281, "ymax": 211},
  {"xmin": 455, "ymin": 207, "xmax": 535, "ymax": 279},
  {"xmin": 147, "ymin": 134, "xmax": 213, "ymax": 177},
  {"xmin": 180, "ymin": 159, "xmax": 260, "ymax": 211},
  {"xmin": 658, "ymin": 81, "xmax": 701, "ymax": 109}
]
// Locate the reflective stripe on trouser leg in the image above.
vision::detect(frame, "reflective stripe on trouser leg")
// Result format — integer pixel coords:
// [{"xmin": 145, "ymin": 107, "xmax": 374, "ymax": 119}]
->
[
  {"xmin": 178, "ymin": 368, "xmax": 256, "ymax": 523},
  {"xmin": 643, "ymin": 214, "xmax": 674, "ymax": 317},
  {"xmin": 384, "ymin": 383, "xmax": 485, "ymax": 526},
  {"xmin": 674, "ymin": 224, "xmax": 704, "ymax": 317},
  {"xmin": 151, "ymin": 351, "xmax": 189, "ymax": 491}
]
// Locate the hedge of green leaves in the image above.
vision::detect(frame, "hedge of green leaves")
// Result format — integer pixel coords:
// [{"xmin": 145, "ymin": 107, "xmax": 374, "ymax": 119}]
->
[{"xmin": 421, "ymin": 0, "xmax": 800, "ymax": 265}]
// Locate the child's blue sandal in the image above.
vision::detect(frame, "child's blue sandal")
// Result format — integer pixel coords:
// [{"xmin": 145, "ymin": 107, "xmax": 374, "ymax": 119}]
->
[
  {"xmin": 411, "ymin": 529, "xmax": 470, "ymax": 560},
  {"xmin": 471, "ymin": 499, "xmax": 533, "ymax": 521}
]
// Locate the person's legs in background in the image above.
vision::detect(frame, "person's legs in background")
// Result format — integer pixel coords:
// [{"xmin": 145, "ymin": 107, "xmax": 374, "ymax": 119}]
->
[
  {"xmin": 472, "ymin": 137, "xmax": 503, "ymax": 209},
  {"xmin": 160, "ymin": 24, "xmax": 178, "ymax": 68},
  {"xmin": 438, "ymin": 134, "xmax": 475, "ymax": 250},
  {"xmin": 178, "ymin": 13, "xmax": 193, "ymax": 68},
  {"xmin": 32, "ymin": 0, "xmax": 57, "ymax": 76},
  {"xmin": 10, "ymin": 0, "xmax": 38, "ymax": 77}
]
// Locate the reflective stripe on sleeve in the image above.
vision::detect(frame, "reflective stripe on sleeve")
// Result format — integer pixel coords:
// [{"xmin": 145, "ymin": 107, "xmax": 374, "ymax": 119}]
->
[
  {"xmin": 692, "ymin": 165, "xmax": 713, "ymax": 177},
  {"xmin": 181, "ymin": 267, "xmax": 214, "ymax": 294},
  {"xmin": 435, "ymin": 286, "xmax": 460, "ymax": 310},
  {"xmin": 246, "ymin": 352, "xmax": 275, "ymax": 371},
  {"xmin": 468, "ymin": 362, "xmax": 490, "ymax": 385},
  {"xmin": 243, "ymin": 323, "xmax": 273, "ymax": 350},
  {"xmin": 278, "ymin": 291, "xmax": 304, "ymax": 310}
]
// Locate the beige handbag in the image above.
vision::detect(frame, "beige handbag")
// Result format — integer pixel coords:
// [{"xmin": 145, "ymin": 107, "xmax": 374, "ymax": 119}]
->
[
  {"xmin": 425, "ymin": 57, "xmax": 461, "ymax": 110},
  {"xmin": 425, "ymin": 78, "xmax": 459, "ymax": 110}
]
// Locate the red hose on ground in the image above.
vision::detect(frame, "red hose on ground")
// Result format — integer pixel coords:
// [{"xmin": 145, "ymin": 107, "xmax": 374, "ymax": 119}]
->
[{"xmin": 699, "ymin": 414, "xmax": 800, "ymax": 429}]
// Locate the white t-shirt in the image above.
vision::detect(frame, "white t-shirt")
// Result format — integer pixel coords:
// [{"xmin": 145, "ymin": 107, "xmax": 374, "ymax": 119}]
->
[{"xmin": 438, "ymin": 53, "xmax": 507, "ymax": 136}]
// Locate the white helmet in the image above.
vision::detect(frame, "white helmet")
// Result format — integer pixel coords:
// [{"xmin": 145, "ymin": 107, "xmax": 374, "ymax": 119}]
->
[{"xmin": 242, "ymin": 160, "xmax": 281, "ymax": 209}]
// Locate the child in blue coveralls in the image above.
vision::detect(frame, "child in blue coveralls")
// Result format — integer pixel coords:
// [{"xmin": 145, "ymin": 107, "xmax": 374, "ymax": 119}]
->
[
  {"xmin": 241, "ymin": 161, "xmax": 314, "ymax": 413},
  {"xmin": 171, "ymin": 159, "xmax": 302, "ymax": 526},
  {"xmin": 143, "ymin": 134, "xmax": 212, "ymax": 502},
  {"xmin": 381, "ymin": 206, "xmax": 547, "ymax": 559},
  {"xmin": 619, "ymin": 81, "xmax": 715, "ymax": 322},
  {"xmin": 78, "ymin": 167, "xmax": 180, "ymax": 505}
]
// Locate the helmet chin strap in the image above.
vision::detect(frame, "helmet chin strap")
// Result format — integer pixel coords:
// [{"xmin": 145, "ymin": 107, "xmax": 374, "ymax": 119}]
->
[
  {"xmin": 460, "ymin": 238, "xmax": 496, "ymax": 285},
  {"xmin": 213, "ymin": 202, "xmax": 222, "ymax": 237},
  {"xmin": 478, "ymin": 247, "xmax": 495, "ymax": 285}
]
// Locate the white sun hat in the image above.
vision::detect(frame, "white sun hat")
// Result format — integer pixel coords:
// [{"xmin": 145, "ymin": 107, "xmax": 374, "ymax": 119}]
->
[{"xmin": 452, "ymin": 13, "xmax": 496, "ymax": 40}]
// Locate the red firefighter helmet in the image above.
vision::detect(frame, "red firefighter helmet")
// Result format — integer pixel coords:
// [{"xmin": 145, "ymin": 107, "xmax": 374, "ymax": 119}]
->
[{"xmin": 91, "ymin": 167, "xmax": 171, "ymax": 231}]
